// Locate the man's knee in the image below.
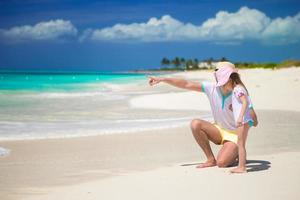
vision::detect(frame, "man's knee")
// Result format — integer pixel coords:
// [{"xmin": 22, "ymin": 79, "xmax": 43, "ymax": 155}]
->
[
  {"xmin": 190, "ymin": 119, "xmax": 204, "ymax": 131},
  {"xmin": 217, "ymin": 159, "xmax": 228, "ymax": 168}
]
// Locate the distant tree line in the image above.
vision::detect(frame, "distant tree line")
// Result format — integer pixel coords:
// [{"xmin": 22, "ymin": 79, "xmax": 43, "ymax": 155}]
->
[
  {"xmin": 160, "ymin": 57, "xmax": 228, "ymax": 70},
  {"xmin": 159, "ymin": 57, "xmax": 300, "ymax": 71}
]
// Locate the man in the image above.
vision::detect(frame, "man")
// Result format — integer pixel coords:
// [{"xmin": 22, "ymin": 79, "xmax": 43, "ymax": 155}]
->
[{"xmin": 148, "ymin": 62, "xmax": 240, "ymax": 168}]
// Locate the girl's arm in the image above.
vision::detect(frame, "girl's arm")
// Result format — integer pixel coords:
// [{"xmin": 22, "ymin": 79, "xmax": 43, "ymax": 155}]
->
[
  {"xmin": 237, "ymin": 95, "xmax": 248, "ymax": 127},
  {"xmin": 148, "ymin": 76, "xmax": 203, "ymax": 92},
  {"xmin": 250, "ymin": 108, "xmax": 258, "ymax": 127}
]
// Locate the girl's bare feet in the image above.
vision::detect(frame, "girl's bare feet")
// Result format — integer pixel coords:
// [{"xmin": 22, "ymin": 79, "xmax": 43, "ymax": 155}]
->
[
  {"xmin": 230, "ymin": 167, "xmax": 247, "ymax": 173},
  {"xmin": 196, "ymin": 159, "xmax": 217, "ymax": 169}
]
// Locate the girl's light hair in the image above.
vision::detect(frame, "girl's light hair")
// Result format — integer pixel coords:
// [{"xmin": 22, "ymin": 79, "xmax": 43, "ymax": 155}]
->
[{"xmin": 229, "ymin": 73, "xmax": 248, "ymax": 94}]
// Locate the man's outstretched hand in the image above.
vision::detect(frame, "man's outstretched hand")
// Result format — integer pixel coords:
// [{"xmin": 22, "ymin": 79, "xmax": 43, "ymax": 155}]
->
[{"xmin": 148, "ymin": 76, "xmax": 163, "ymax": 86}]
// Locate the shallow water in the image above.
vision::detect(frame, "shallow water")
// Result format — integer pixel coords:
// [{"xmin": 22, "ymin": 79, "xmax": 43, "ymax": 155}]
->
[{"xmin": 0, "ymin": 72, "xmax": 207, "ymax": 140}]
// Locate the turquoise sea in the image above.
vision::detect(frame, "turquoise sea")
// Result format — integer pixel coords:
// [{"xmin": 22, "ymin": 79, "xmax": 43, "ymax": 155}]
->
[
  {"xmin": 0, "ymin": 72, "xmax": 146, "ymax": 92},
  {"xmin": 0, "ymin": 71, "xmax": 196, "ymax": 143}
]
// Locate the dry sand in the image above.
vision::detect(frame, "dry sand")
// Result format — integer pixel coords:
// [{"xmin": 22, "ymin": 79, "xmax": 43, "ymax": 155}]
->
[
  {"xmin": 23, "ymin": 151, "xmax": 300, "ymax": 200},
  {"xmin": 131, "ymin": 67, "xmax": 300, "ymax": 111},
  {"xmin": 1, "ymin": 68, "xmax": 300, "ymax": 200}
]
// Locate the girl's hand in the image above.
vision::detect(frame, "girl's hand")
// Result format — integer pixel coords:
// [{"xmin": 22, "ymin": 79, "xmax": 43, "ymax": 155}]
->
[
  {"xmin": 237, "ymin": 117, "xmax": 243, "ymax": 127},
  {"xmin": 148, "ymin": 76, "xmax": 163, "ymax": 86},
  {"xmin": 253, "ymin": 119, "xmax": 258, "ymax": 127}
]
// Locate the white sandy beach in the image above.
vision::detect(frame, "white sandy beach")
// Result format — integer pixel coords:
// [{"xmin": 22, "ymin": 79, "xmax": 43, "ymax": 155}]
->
[
  {"xmin": 24, "ymin": 152, "xmax": 300, "ymax": 200},
  {"xmin": 1, "ymin": 68, "xmax": 300, "ymax": 200}
]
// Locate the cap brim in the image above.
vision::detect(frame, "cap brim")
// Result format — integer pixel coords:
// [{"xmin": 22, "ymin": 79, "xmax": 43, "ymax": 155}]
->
[
  {"xmin": 216, "ymin": 81, "xmax": 226, "ymax": 87},
  {"xmin": 216, "ymin": 74, "xmax": 231, "ymax": 87}
]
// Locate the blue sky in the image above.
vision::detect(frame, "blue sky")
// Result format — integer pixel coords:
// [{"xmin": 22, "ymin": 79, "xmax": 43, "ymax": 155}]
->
[{"xmin": 0, "ymin": 0, "xmax": 300, "ymax": 71}]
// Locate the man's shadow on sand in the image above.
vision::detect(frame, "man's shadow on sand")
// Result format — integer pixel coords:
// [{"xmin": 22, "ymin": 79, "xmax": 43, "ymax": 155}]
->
[
  {"xmin": 244, "ymin": 160, "xmax": 271, "ymax": 172},
  {"xmin": 181, "ymin": 160, "xmax": 271, "ymax": 173}
]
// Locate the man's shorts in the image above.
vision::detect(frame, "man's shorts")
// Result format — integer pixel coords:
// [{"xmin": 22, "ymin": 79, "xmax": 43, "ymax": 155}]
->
[{"xmin": 213, "ymin": 124, "xmax": 237, "ymax": 145}]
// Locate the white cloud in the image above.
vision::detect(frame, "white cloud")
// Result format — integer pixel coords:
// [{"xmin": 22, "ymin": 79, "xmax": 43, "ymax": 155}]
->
[
  {"xmin": 200, "ymin": 7, "xmax": 271, "ymax": 41},
  {"xmin": 81, "ymin": 7, "xmax": 300, "ymax": 45},
  {"xmin": 0, "ymin": 19, "xmax": 77, "ymax": 42},
  {"xmin": 261, "ymin": 12, "xmax": 300, "ymax": 44},
  {"xmin": 1, "ymin": 7, "xmax": 299, "ymax": 45},
  {"xmin": 81, "ymin": 15, "xmax": 191, "ymax": 42}
]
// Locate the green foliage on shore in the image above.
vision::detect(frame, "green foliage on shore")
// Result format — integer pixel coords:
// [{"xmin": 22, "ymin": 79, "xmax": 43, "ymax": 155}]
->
[
  {"xmin": 234, "ymin": 62, "xmax": 277, "ymax": 69},
  {"xmin": 235, "ymin": 60, "xmax": 300, "ymax": 69},
  {"xmin": 159, "ymin": 57, "xmax": 300, "ymax": 71},
  {"xmin": 277, "ymin": 60, "xmax": 300, "ymax": 68}
]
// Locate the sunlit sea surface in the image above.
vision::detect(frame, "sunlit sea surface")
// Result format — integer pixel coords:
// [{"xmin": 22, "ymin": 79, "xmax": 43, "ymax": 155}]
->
[{"xmin": 0, "ymin": 71, "xmax": 204, "ymax": 144}]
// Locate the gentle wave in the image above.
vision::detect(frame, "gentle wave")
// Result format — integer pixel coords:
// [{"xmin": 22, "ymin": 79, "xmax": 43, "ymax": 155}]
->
[
  {"xmin": 32, "ymin": 91, "xmax": 127, "ymax": 100},
  {"xmin": 0, "ymin": 82, "xmax": 134, "ymax": 99},
  {"xmin": 0, "ymin": 147, "xmax": 10, "ymax": 157},
  {"xmin": 0, "ymin": 116, "xmax": 213, "ymax": 141}
]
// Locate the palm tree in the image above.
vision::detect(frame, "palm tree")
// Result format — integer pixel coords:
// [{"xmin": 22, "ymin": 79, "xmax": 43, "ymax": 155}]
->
[
  {"xmin": 192, "ymin": 58, "xmax": 199, "ymax": 70},
  {"xmin": 161, "ymin": 57, "xmax": 170, "ymax": 66},
  {"xmin": 180, "ymin": 58, "xmax": 186, "ymax": 65},
  {"xmin": 207, "ymin": 57, "xmax": 214, "ymax": 65},
  {"xmin": 185, "ymin": 59, "xmax": 193, "ymax": 70},
  {"xmin": 172, "ymin": 57, "xmax": 181, "ymax": 69},
  {"xmin": 220, "ymin": 57, "xmax": 228, "ymax": 61}
]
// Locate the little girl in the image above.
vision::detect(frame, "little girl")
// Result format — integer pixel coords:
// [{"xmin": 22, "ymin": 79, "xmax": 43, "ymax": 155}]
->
[{"xmin": 229, "ymin": 72, "xmax": 258, "ymax": 173}]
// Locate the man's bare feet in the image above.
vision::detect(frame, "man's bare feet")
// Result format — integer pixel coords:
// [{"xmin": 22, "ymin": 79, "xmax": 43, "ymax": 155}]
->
[
  {"xmin": 230, "ymin": 167, "xmax": 247, "ymax": 174},
  {"xmin": 196, "ymin": 160, "xmax": 217, "ymax": 169}
]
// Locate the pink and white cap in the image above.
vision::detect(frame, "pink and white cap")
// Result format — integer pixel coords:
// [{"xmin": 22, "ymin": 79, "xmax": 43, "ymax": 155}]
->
[{"xmin": 215, "ymin": 62, "xmax": 238, "ymax": 87}]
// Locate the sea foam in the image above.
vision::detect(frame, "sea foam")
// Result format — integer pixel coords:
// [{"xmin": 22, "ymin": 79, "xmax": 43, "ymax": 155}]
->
[
  {"xmin": 0, "ymin": 147, "xmax": 10, "ymax": 157},
  {"xmin": 0, "ymin": 115, "xmax": 213, "ymax": 141}
]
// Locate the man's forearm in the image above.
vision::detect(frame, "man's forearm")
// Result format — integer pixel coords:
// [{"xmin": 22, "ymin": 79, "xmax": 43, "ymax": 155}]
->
[{"xmin": 161, "ymin": 78, "xmax": 188, "ymax": 89}]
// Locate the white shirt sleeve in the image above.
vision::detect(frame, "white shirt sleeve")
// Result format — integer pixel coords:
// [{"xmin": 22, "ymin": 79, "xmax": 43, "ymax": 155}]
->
[
  {"xmin": 233, "ymin": 86, "xmax": 253, "ymax": 109},
  {"xmin": 201, "ymin": 81, "xmax": 214, "ymax": 97},
  {"xmin": 233, "ymin": 86, "xmax": 247, "ymax": 99}
]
